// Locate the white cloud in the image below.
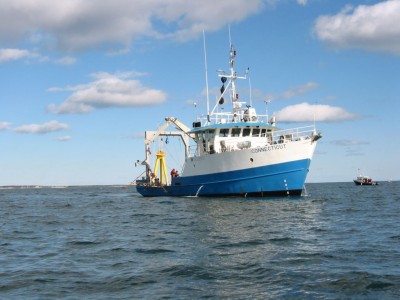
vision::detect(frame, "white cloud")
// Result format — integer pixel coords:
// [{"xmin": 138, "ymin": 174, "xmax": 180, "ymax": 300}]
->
[
  {"xmin": 54, "ymin": 56, "xmax": 77, "ymax": 65},
  {"xmin": 47, "ymin": 72, "xmax": 167, "ymax": 114},
  {"xmin": 274, "ymin": 102, "xmax": 360, "ymax": 122},
  {"xmin": 345, "ymin": 149, "xmax": 365, "ymax": 157},
  {"xmin": 0, "ymin": 121, "xmax": 12, "ymax": 130},
  {"xmin": 297, "ymin": 0, "xmax": 307, "ymax": 5},
  {"xmin": 157, "ymin": 1, "xmax": 265, "ymax": 42},
  {"xmin": 14, "ymin": 120, "xmax": 69, "ymax": 134},
  {"xmin": 314, "ymin": 0, "xmax": 400, "ymax": 55},
  {"xmin": 333, "ymin": 139, "xmax": 370, "ymax": 146},
  {"xmin": 0, "ymin": 48, "xmax": 32, "ymax": 62},
  {"xmin": 268, "ymin": 82, "xmax": 318, "ymax": 101},
  {"xmin": 0, "ymin": 48, "xmax": 78, "ymax": 65},
  {"xmin": 0, "ymin": 0, "xmax": 268, "ymax": 52},
  {"xmin": 280, "ymin": 82, "xmax": 318, "ymax": 100},
  {"xmin": 0, "ymin": 48, "xmax": 52, "ymax": 63},
  {"xmin": 56, "ymin": 135, "xmax": 72, "ymax": 141}
]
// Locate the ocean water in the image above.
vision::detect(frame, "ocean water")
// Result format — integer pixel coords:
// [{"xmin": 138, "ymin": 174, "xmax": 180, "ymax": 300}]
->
[{"xmin": 1, "ymin": 182, "xmax": 400, "ymax": 299}]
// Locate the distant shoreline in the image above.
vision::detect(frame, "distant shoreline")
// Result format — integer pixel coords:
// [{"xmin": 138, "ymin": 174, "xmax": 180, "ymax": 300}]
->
[
  {"xmin": 0, "ymin": 185, "xmax": 66, "ymax": 190},
  {"xmin": 1, "ymin": 181, "xmax": 398, "ymax": 190},
  {"xmin": 0, "ymin": 185, "xmax": 131, "ymax": 190}
]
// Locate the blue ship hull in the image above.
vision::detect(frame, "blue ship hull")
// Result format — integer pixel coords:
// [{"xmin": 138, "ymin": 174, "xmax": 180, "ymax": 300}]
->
[{"xmin": 136, "ymin": 159, "xmax": 310, "ymax": 197}]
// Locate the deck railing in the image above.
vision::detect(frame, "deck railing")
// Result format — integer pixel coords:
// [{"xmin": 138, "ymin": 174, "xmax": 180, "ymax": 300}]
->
[
  {"xmin": 272, "ymin": 126, "xmax": 316, "ymax": 142},
  {"xmin": 197, "ymin": 112, "xmax": 271, "ymax": 125}
]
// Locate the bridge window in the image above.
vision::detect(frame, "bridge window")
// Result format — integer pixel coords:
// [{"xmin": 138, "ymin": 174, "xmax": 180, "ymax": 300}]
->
[
  {"xmin": 261, "ymin": 128, "xmax": 267, "ymax": 137},
  {"xmin": 252, "ymin": 128, "xmax": 260, "ymax": 137},
  {"xmin": 231, "ymin": 128, "xmax": 241, "ymax": 137},
  {"xmin": 219, "ymin": 128, "xmax": 229, "ymax": 137},
  {"xmin": 243, "ymin": 128, "xmax": 251, "ymax": 137}
]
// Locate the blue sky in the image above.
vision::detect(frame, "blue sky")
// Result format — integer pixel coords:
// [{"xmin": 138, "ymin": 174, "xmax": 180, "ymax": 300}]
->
[{"xmin": 1, "ymin": 0, "xmax": 399, "ymax": 185}]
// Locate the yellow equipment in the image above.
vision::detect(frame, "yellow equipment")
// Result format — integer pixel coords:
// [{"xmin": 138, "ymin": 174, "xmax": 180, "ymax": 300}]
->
[{"xmin": 153, "ymin": 150, "xmax": 169, "ymax": 185}]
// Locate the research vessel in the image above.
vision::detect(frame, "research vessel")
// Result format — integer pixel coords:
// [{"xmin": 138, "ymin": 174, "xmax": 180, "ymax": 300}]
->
[{"xmin": 135, "ymin": 43, "xmax": 321, "ymax": 197}]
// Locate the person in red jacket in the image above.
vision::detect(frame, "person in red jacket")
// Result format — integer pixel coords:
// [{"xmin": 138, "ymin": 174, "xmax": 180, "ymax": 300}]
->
[{"xmin": 170, "ymin": 168, "xmax": 177, "ymax": 182}]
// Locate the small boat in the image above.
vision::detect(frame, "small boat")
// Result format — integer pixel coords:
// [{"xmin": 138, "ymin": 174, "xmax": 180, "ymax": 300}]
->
[
  {"xmin": 353, "ymin": 175, "xmax": 378, "ymax": 186},
  {"xmin": 134, "ymin": 40, "xmax": 322, "ymax": 197}
]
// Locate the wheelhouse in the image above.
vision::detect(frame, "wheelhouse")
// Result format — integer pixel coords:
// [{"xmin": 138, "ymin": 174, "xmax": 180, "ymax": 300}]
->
[{"xmin": 190, "ymin": 122, "xmax": 278, "ymax": 155}]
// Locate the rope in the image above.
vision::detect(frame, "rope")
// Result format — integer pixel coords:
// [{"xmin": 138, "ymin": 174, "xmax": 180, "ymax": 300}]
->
[
  {"xmin": 132, "ymin": 170, "xmax": 146, "ymax": 184},
  {"xmin": 164, "ymin": 137, "xmax": 184, "ymax": 172}
]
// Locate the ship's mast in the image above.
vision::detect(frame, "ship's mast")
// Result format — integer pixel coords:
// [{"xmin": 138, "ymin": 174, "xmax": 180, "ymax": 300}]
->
[
  {"xmin": 209, "ymin": 43, "xmax": 247, "ymax": 119},
  {"xmin": 229, "ymin": 44, "xmax": 237, "ymax": 104},
  {"xmin": 203, "ymin": 30, "xmax": 210, "ymax": 118}
]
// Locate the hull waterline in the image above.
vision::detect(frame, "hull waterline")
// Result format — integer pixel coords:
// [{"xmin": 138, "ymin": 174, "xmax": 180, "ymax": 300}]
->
[{"xmin": 136, "ymin": 159, "xmax": 310, "ymax": 197}]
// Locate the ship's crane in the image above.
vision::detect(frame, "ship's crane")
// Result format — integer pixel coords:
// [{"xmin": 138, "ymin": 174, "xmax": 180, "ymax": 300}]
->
[{"xmin": 141, "ymin": 117, "xmax": 195, "ymax": 184}]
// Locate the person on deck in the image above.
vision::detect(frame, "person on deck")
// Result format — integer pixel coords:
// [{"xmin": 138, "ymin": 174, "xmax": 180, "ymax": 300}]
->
[{"xmin": 170, "ymin": 169, "xmax": 177, "ymax": 182}]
